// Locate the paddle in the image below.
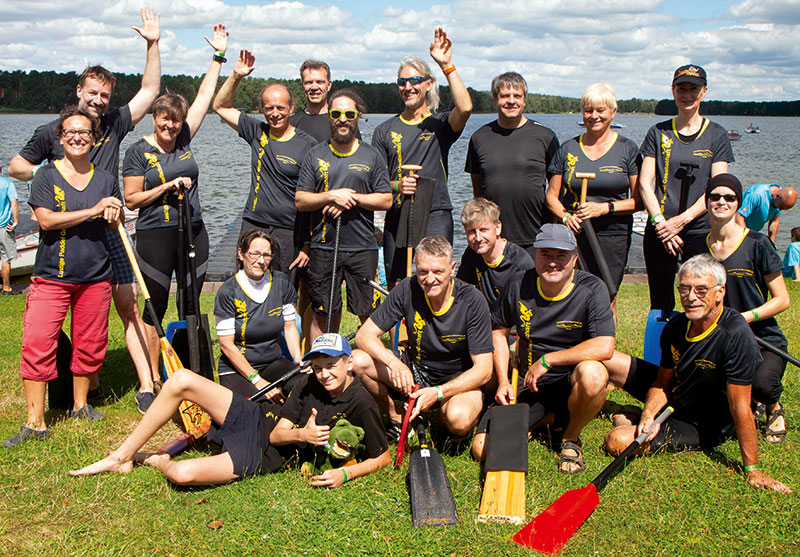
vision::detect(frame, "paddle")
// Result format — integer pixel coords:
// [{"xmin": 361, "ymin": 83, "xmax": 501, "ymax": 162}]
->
[
  {"xmin": 48, "ymin": 330, "xmax": 75, "ymax": 410},
  {"xmin": 478, "ymin": 366, "xmax": 528, "ymax": 524},
  {"xmin": 678, "ymin": 161, "xmax": 700, "ymax": 214},
  {"xmin": 408, "ymin": 421, "xmax": 460, "ymax": 527},
  {"xmin": 247, "ymin": 361, "xmax": 312, "ymax": 403},
  {"xmin": 512, "ymin": 406, "xmax": 674, "ymax": 554},
  {"xmin": 394, "ymin": 384, "xmax": 420, "ymax": 469},
  {"xmin": 326, "ymin": 216, "xmax": 342, "ymax": 333},
  {"xmin": 115, "ymin": 219, "xmax": 210, "ymax": 433},
  {"xmin": 400, "ymin": 164, "xmax": 423, "ymax": 277},
  {"xmin": 755, "ymin": 337, "xmax": 800, "ymax": 369},
  {"xmin": 574, "ymin": 172, "xmax": 617, "ymax": 297},
  {"xmin": 166, "ymin": 183, "xmax": 189, "ymax": 379}
]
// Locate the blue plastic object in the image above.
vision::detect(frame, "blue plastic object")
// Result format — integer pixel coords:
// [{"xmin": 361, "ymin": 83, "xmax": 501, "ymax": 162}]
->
[{"xmin": 642, "ymin": 310, "xmax": 679, "ymax": 365}]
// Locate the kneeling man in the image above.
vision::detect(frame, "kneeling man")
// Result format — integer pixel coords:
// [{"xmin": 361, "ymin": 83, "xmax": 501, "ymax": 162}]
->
[
  {"xmin": 353, "ymin": 236, "xmax": 493, "ymax": 438},
  {"xmin": 473, "ymin": 223, "xmax": 615, "ymax": 474},
  {"xmin": 604, "ymin": 254, "xmax": 790, "ymax": 493}
]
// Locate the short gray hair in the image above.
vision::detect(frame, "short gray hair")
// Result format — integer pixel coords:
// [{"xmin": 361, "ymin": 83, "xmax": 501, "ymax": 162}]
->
[
  {"xmin": 398, "ymin": 56, "xmax": 440, "ymax": 112},
  {"xmin": 677, "ymin": 254, "xmax": 727, "ymax": 286},
  {"xmin": 415, "ymin": 236, "xmax": 453, "ymax": 263},
  {"xmin": 491, "ymin": 72, "xmax": 528, "ymax": 99}
]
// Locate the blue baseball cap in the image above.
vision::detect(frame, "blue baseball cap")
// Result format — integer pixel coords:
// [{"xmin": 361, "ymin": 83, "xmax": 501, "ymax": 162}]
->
[{"xmin": 303, "ymin": 333, "xmax": 352, "ymax": 360}]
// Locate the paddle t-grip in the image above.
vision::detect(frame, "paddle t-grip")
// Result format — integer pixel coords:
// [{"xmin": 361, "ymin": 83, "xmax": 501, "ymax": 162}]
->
[
  {"xmin": 575, "ymin": 172, "xmax": 596, "ymax": 205},
  {"xmin": 678, "ymin": 161, "xmax": 700, "ymax": 214}
]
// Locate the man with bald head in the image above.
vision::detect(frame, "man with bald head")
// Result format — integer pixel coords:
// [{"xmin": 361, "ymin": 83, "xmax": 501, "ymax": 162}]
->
[
  {"xmin": 214, "ymin": 50, "xmax": 317, "ymax": 272},
  {"xmin": 737, "ymin": 183, "xmax": 797, "ymax": 244}
]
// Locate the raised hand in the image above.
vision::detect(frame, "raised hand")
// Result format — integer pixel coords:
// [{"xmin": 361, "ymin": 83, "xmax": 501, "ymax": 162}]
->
[
  {"xmin": 234, "ymin": 49, "xmax": 256, "ymax": 78},
  {"xmin": 429, "ymin": 27, "xmax": 453, "ymax": 68},
  {"xmin": 302, "ymin": 408, "xmax": 330, "ymax": 446},
  {"xmin": 204, "ymin": 24, "xmax": 229, "ymax": 53},
  {"xmin": 132, "ymin": 7, "xmax": 160, "ymax": 43}
]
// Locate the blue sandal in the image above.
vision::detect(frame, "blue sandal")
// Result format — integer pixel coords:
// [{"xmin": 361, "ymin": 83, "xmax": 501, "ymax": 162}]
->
[{"xmin": 3, "ymin": 426, "xmax": 51, "ymax": 448}]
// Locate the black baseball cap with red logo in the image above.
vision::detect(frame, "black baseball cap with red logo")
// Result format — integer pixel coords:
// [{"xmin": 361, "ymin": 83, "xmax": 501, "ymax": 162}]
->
[{"xmin": 672, "ymin": 64, "xmax": 707, "ymax": 87}]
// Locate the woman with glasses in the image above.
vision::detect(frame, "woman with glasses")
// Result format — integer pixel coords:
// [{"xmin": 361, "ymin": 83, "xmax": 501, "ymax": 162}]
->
[
  {"xmin": 638, "ymin": 64, "xmax": 734, "ymax": 314},
  {"xmin": 5, "ymin": 106, "xmax": 122, "ymax": 447},
  {"xmin": 122, "ymin": 25, "xmax": 228, "ymax": 372},
  {"xmin": 704, "ymin": 174, "xmax": 790, "ymax": 444},
  {"xmin": 214, "ymin": 230, "xmax": 302, "ymax": 400},
  {"xmin": 371, "ymin": 27, "xmax": 472, "ymax": 284}
]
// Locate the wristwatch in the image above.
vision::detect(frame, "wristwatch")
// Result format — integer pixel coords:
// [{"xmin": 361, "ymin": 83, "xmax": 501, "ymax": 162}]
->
[
  {"xmin": 212, "ymin": 53, "xmax": 227, "ymax": 63},
  {"xmin": 607, "ymin": 202, "xmax": 615, "ymax": 215}
]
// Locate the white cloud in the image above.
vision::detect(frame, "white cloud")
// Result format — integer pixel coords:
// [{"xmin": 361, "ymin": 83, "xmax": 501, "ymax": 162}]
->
[{"xmin": 730, "ymin": 0, "xmax": 800, "ymax": 25}]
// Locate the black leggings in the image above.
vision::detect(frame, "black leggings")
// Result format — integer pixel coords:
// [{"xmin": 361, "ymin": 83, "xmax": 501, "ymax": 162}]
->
[
  {"xmin": 643, "ymin": 225, "xmax": 708, "ymax": 312},
  {"xmin": 135, "ymin": 221, "xmax": 209, "ymax": 325},
  {"xmin": 752, "ymin": 348, "xmax": 787, "ymax": 405}
]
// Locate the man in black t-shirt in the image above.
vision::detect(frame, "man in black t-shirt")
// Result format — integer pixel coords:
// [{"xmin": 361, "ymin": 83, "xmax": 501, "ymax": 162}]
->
[
  {"xmin": 473, "ymin": 224, "xmax": 615, "ymax": 474},
  {"xmin": 7, "ymin": 9, "xmax": 162, "ymax": 411},
  {"xmin": 353, "ymin": 236, "xmax": 493, "ymax": 438},
  {"xmin": 465, "ymin": 72, "xmax": 559, "ymax": 254},
  {"xmin": 456, "ymin": 197, "xmax": 534, "ymax": 308},
  {"xmin": 213, "ymin": 50, "xmax": 316, "ymax": 273},
  {"xmin": 604, "ymin": 254, "xmax": 790, "ymax": 494},
  {"xmin": 295, "ymin": 90, "xmax": 392, "ymax": 341}
]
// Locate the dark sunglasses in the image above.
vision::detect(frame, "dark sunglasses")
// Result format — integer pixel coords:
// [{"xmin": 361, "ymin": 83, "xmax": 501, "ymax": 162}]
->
[
  {"xmin": 708, "ymin": 193, "xmax": 737, "ymax": 203},
  {"xmin": 328, "ymin": 109, "xmax": 358, "ymax": 121},
  {"xmin": 397, "ymin": 76, "xmax": 428, "ymax": 87}
]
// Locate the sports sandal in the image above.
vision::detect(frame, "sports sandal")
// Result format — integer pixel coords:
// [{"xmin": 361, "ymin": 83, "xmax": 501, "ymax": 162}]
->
[
  {"xmin": 3, "ymin": 426, "xmax": 51, "ymax": 448},
  {"xmin": 70, "ymin": 404, "xmax": 105, "ymax": 421},
  {"xmin": 766, "ymin": 405, "xmax": 787, "ymax": 444},
  {"xmin": 752, "ymin": 401, "xmax": 766, "ymax": 422},
  {"xmin": 559, "ymin": 439, "xmax": 587, "ymax": 474}
]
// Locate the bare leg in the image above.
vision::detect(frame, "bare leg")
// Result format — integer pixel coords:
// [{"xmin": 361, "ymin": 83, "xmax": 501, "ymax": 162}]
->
[
  {"xmin": 610, "ymin": 295, "xmax": 617, "ymax": 328},
  {"xmin": 143, "ymin": 452, "xmax": 237, "ymax": 486},
  {"xmin": 1, "ymin": 261, "xmax": 10, "ymax": 292},
  {"xmin": 350, "ymin": 349, "xmax": 403, "ymax": 421},
  {"xmin": 113, "ymin": 283, "xmax": 156, "ymax": 390},
  {"xmin": 561, "ymin": 360, "xmax": 608, "ymax": 473},
  {"xmin": 309, "ymin": 311, "xmax": 341, "ymax": 341},
  {"xmin": 70, "ymin": 369, "xmax": 233, "ymax": 477},
  {"xmin": 441, "ymin": 390, "xmax": 483, "ymax": 437},
  {"xmin": 144, "ymin": 323, "xmax": 160, "ymax": 380},
  {"xmin": 604, "ymin": 350, "xmax": 633, "ymax": 389},
  {"xmin": 72, "ymin": 374, "xmax": 90, "ymax": 412},
  {"xmin": 23, "ymin": 379, "xmax": 48, "ymax": 430}
]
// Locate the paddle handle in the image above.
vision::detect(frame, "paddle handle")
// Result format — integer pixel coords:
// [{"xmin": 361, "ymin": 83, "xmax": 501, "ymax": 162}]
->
[
  {"xmin": 756, "ymin": 337, "xmax": 800, "ymax": 368},
  {"xmin": 326, "ymin": 216, "xmax": 342, "ymax": 334},
  {"xmin": 248, "ymin": 362, "xmax": 311, "ymax": 402},
  {"xmin": 510, "ymin": 367, "xmax": 519, "ymax": 406},
  {"xmin": 678, "ymin": 161, "xmax": 699, "ymax": 214},
  {"xmin": 591, "ymin": 406, "xmax": 673, "ymax": 490}
]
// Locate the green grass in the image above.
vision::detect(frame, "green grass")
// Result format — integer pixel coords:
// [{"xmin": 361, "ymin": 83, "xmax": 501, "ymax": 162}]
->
[{"xmin": 1, "ymin": 281, "xmax": 799, "ymax": 555}]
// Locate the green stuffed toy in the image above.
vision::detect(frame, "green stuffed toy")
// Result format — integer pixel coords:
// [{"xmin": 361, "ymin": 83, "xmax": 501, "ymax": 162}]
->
[{"xmin": 300, "ymin": 419, "xmax": 365, "ymax": 476}]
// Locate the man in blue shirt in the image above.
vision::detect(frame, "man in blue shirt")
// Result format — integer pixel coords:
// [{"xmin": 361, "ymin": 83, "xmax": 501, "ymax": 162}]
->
[
  {"xmin": 0, "ymin": 167, "xmax": 19, "ymax": 294},
  {"xmin": 783, "ymin": 226, "xmax": 800, "ymax": 281},
  {"xmin": 737, "ymin": 183, "xmax": 797, "ymax": 243}
]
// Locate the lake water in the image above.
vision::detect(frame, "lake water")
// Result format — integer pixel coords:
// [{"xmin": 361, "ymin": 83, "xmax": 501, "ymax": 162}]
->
[{"xmin": 2, "ymin": 112, "xmax": 798, "ymax": 258}]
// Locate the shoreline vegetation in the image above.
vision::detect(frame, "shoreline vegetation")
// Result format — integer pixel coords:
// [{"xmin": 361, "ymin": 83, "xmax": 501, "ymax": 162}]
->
[
  {"xmin": 2, "ymin": 70, "xmax": 800, "ymax": 116},
  {"xmin": 0, "ymin": 281, "xmax": 798, "ymax": 554}
]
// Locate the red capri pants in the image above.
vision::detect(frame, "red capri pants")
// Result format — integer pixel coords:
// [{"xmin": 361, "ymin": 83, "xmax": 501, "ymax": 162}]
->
[{"xmin": 19, "ymin": 277, "xmax": 112, "ymax": 381}]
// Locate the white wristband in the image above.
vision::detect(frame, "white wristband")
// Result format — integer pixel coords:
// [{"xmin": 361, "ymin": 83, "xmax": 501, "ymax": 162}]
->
[
  {"xmin": 562, "ymin": 214, "xmax": 571, "ymax": 224},
  {"xmin": 250, "ymin": 373, "xmax": 263, "ymax": 385}
]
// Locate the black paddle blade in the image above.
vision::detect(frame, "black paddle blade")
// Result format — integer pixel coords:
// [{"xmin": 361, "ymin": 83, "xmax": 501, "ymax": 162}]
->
[
  {"xmin": 186, "ymin": 313, "xmax": 215, "ymax": 380},
  {"xmin": 485, "ymin": 404, "xmax": 529, "ymax": 473},
  {"xmin": 48, "ymin": 330, "xmax": 73, "ymax": 410},
  {"xmin": 408, "ymin": 431, "xmax": 459, "ymax": 527},
  {"xmin": 395, "ymin": 177, "xmax": 435, "ymax": 248}
]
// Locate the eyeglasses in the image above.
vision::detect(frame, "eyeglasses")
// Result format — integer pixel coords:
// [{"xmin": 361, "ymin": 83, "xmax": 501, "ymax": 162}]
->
[
  {"xmin": 245, "ymin": 251, "xmax": 273, "ymax": 261},
  {"xmin": 677, "ymin": 284, "xmax": 719, "ymax": 299},
  {"xmin": 708, "ymin": 193, "xmax": 737, "ymax": 203},
  {"xmin": 397, "ymin": 76, "xmax": 428, "ymax": 87},
  {"xmin": 328, "ymin": 110, "xmax": 358, "ymax": 121},
  {"xmin": 61, "ymin": 129, "xmax": 93, "ymax": 139}
]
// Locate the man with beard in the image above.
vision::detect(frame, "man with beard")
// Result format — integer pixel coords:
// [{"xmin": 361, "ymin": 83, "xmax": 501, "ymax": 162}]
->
[
  {"xmin": 290, "ymin": 60, "xmax": 360, "ymax": 144},
  {"xmin": 213, "ymin": 50, "xmax": 316, "ymax": 273},
  {"xmin": 7, "ymin": 8, "xmax": 162, "ymax": 413},
  {"xmin": 295, "ymin": 90, "xmax": 392, "ymax": 341},
  {"xmin": 603, "ymin": 254, "xmax": 790, "ymax": 494},
  {"xmin": 465, "ymin": 72, "xmax": 559, "ymax": 255}
]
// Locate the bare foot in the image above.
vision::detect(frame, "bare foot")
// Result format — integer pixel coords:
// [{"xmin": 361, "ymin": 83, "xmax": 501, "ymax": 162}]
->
[
  {"xmin": 69, "ymin": 454, "xmax": 133, "ymax": 476},
  {"xmin": 141, "ymin": 452, "xmax": 171, "ymax": 470},
  {"xmin": 133, "ymin": 451, "xmax": 159, "ymax": 465}
]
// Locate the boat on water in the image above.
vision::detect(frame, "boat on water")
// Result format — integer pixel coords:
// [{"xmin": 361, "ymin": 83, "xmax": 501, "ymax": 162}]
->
[
  {"xmin": 11, "ymin": 209, "xmax": 138, "ymax": 277},
  {"xmin": 728, "ymin": 130, "xmax": 741, "ymax": 141},
  {"xmin": 745, "ymin": 126, "xmax": 761, "ymax": 134},
  {"xmin": 577, "ymin": 121, "xmax": 625, "ymax": 129}
]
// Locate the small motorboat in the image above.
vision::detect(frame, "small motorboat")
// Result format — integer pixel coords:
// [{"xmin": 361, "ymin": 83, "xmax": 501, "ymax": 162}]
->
[
  {"xmin": 727, "ymin": 130, "xmax": 741, "ymax": 141},
  {"xmin": 745, "ymin": 126, "xmax": 760, "ymax": 134},
  {"xmin": 11, "ymin": 209, "xmax": 138, "ymax": 277}
]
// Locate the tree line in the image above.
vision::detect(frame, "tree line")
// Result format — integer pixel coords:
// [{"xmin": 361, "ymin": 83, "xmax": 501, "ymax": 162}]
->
[{"xmin": 1, "ymin": 70, "xmax": 798, "ymax": 116}]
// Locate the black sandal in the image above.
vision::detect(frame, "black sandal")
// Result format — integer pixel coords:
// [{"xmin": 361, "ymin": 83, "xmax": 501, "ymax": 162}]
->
[
  {"xmin": 766, "ymin": 405, "xmax": 787, "ymax": 444},
  {"xmin": 559, "ymin": 439, "xmax": 587, "ymax": 474}
]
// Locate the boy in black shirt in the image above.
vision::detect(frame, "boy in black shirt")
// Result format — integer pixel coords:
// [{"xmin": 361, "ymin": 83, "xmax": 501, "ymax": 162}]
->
[{"xmin": 604, "ymin": 255, "xmax": 790, "ymax": 494}]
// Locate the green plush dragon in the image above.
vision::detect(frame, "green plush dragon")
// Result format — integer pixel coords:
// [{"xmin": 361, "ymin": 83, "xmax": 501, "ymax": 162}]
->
[{"xmin": 300, "ymin": 419, "xmax": 365, "ymax": 476}]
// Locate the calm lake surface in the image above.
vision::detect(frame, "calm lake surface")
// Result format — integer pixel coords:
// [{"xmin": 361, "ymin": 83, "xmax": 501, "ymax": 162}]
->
[{"xmin": 2, "ymin": 112, "xmax": 798, "ymax": 257}]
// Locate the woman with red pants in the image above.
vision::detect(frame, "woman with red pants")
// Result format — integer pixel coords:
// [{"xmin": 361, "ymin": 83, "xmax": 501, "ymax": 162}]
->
[{"xmin": 4, "ymin": 106, "xmax": 122, "ymax": 447}]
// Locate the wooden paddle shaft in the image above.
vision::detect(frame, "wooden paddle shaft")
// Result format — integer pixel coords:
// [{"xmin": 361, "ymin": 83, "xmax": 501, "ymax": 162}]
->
[
  {"xmin": 510, "ymin": 367, "xmax": 519, "ymax": 405},
  {"xmin": 574, "ymin": 172, "xmax": 596, "ymax": 205},
  {"xmin": 401, "ymin": 165, "xmax": 423, "ymax": 277},
  {"xmin": 116, "ymin": 220, "xmax": 151, "ymax": 300}
]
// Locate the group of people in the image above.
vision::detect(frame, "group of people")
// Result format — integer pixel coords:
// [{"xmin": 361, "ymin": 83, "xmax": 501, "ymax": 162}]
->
[{"xmin": 2, "ymin": 11, "xmax": 794, "ymax": 497}]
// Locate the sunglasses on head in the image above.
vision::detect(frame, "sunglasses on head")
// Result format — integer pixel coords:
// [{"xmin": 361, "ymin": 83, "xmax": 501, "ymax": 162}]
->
[
  {"xmin": 708, "ymin": 193, "xmax": 737, "ymax": 202},
  {"xmin": 328, "ymin": 109, "xmax": 359, "ymax": 121},
  {"xmin": 397, "ymin": 76, "xmax": 428, "ymax": 87}
]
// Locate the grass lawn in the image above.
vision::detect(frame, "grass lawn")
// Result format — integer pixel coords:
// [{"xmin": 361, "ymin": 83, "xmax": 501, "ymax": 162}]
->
[{"xmin": 1, "ymin": 281, "xmax": 798, "ymax": 555}]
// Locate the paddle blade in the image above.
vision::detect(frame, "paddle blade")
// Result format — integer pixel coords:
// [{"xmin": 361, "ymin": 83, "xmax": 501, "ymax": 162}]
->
[
  {"xmin": 159, "ymin": 337, "xmax": 184, "ymax": 377},
  {"xmin": 408, "ymin": 444, "xmax": 459, "ymax": 527},
  {"xmin": 512, "ymin": 484, "xmax": 599, "ymax": 555}
]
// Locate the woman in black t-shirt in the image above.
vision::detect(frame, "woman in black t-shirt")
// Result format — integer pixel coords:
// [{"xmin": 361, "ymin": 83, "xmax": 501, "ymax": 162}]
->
[
  {"xmin": 215, "ymin": 230, "xmax": 302, "ymax": 400},
  {"xmin": 5, "ymin": 106, "xmax": 123, "ymax": 448},
  {"xmin": 123, "ymin": 25, "xmax": 228, "ymax": 371},
  {"xmin": 704, "ymin": 173, "xmax": 790, "ymax": 443}
]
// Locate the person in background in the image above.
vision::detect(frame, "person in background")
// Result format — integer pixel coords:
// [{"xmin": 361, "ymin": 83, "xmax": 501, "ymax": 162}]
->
[
  {"xmin": 737, "ymin": 183, "xmax": 797, "ymax": 244},
  {"xmin": 0, "ymin": 165, "xmax": 19, "ymax": 294},
  {"xmin": 782, "ymin": 226, "xmax": 800, "ymax": 281}
]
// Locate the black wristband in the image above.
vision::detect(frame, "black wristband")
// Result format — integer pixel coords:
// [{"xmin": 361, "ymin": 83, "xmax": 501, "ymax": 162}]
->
[
  {"xmin": 212, "ymin": 53, "xmax": 227, "ymax": 63},
  {"xmin": 607, "ymin": 201, "xmax": 615, "ymax": 214}
]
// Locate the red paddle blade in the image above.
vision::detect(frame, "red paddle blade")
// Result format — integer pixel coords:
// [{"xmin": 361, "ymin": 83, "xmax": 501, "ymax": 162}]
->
[
  {"xmin": 511, "ymin": 484, "xmax": 599, "ymax": 555},
  {"xmin": 394, "ymin": 384, "xmax": 420, "ymax": 468}
]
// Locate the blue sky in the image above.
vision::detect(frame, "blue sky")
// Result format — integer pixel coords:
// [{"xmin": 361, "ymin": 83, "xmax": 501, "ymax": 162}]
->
[{"xmin": 3, "ymin": 0, "xmax": 800, "ymax": 101}]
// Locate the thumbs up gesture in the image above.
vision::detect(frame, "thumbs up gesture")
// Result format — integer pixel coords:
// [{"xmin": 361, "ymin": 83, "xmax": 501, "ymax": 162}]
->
[{"xmin": 303, "ymin": 408, "xmax": 330, "ymax": 446}]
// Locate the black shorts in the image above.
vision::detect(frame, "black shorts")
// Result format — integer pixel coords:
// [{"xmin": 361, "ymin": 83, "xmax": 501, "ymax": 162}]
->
[
  {"xmin": 577, "ymin": 232, "xmax": 630, "ymax": 293},
  {"xmin": 752, "ymin": 348, "xmax": 787, "ymax": 405},
  {"xmin": 623, "ymin": 358, "xmax": 660, "ymax": 403},
  {"xmin": 308, "ymin": 248, "xmax": 379, "ymax": 317},
  {"xmin": 649, "ymin": 414, "xmax": 735, "ymax": 452},
  {"xmin": 239, "ymin": 219, "xmax": 296, "ymax": 274},
  {"xmin": 476, "ymin": 372, "xmax": 574, "ymax": 434},
  {"xmin": 207, "ymin": 392, "xmax": 264, "ymax": 478},
  {"xmin": 217, "ymin": 357, "xmax": 299, "ymax": 399}
]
